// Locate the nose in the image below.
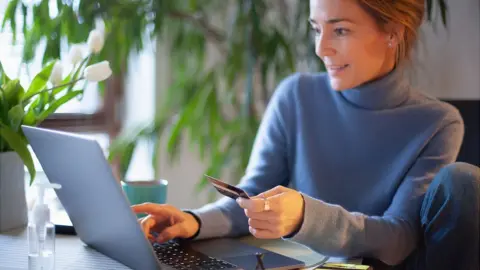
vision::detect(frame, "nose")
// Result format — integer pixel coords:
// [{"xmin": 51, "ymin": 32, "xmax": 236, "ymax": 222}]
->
[{"xmin": 315, "ymin": 33, "xmax": 335, "ymax": 59}]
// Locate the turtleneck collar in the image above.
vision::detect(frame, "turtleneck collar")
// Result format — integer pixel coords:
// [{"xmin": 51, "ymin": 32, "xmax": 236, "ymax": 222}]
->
[{"xmin": 336, "ymin": 66, "xmax": 411, "ymax": 110}]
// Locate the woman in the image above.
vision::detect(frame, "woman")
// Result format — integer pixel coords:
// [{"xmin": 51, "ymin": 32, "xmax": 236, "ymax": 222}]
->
[{"xmin": 132, "ymin": 0, "xmax": 480, "ymax": 269}]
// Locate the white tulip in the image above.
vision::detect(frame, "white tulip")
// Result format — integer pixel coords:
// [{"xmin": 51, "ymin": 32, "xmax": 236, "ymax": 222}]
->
[
  {"xmin": 49, "ymin": 62, "xmax": 63, "ymax": 86},
  {"xmin": 68, "ymin": 44, "xmax": 84, "ymax": 65},
  {"xmin": 87, "ymin": 29, "xmax": 105, "ymax": 54},
  {"xmin": 84, "ymin": 61, "xmax": 112, "ymax": 82}
]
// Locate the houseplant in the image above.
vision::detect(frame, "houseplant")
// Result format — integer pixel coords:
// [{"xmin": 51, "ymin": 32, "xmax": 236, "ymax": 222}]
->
[
  {"xmin": 0, "ymin": 28, "xmax": 112, "ymax": 232},
  {"xmin": 3, "ymin": 0, "xmax": 449, "ymax": 199}
]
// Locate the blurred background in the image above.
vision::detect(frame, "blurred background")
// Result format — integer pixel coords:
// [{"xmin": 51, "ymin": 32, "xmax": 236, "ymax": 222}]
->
[{"xmin": 0, "ymin": 0, "xmax": 478, "ymax": 210}]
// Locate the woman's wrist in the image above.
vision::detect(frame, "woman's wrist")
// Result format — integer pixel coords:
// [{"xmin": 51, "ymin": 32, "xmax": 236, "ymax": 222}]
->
[
  {"xmin": 284, "ymin": 193, "xmax": 306, "ymax": 238},
  {"xmin": 183, "ymin": 210, "xmax": 202, "ymax": 240}
]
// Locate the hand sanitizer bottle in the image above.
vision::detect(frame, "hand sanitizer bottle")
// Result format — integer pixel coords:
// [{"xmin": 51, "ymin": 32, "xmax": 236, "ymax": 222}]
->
[{"xmin": 28, "ymin": 182, "xmax": 61, "ymax": 270}]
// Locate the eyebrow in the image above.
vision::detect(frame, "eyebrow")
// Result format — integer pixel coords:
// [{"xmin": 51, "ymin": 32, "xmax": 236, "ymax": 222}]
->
[{"xmin": 308, "ymin": 18, "xmax": 355, "ymax": 24}]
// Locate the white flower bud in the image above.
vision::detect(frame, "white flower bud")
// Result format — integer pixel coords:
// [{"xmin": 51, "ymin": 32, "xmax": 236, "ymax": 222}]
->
[
  {"xmin": 68, "ymin": 44, "xmax": 84, "ymax": 65},
  {"xmin": 84, "ymin": 61, "xmax": 112, "ymax": 82},
  {"xmin": 87, "ymin": 29, "xmax": 105, "ymax": 54},
  {"xmin": 50, "ymin": 62, "xmax": 64, "ymax": 86}
]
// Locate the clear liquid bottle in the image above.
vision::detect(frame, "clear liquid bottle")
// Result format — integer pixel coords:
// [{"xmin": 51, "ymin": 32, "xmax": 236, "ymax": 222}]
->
[
  {"xmin": 28, "ymin": 182, "xmax": 61, "ymax": 270},
  {"xmin": 28, "ymin": 221, "xmax": 55, "ymax": 269}
]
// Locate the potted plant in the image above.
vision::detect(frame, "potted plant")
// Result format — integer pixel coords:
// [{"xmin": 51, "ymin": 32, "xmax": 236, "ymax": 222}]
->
[{"xmin": 0, "ymin": 29, "xmax": 112, "ymax": 232}]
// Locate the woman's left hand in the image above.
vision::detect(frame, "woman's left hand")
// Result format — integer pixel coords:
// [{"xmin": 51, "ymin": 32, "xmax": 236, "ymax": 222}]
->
[{"xmin": 236, "ymin": 185, "xmax": 305, "ymax": 239}]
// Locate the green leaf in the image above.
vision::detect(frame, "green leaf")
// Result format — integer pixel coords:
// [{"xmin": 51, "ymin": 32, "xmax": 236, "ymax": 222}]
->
[
  {"xmin": 108, "ymin": 132, "xmax": 137, "ymax": 162},
  {"xmin": 56, "ymin": 0, "xmax": 63, "ymax": 11},
  {"xmin": 166, "ymin": 116, "xmax": 185, "ymax": 163},
  {"xmin": 3, "ymin": 79, "xmax": 24, "ymax": 106},
  {"xmin": 21, "ymin": 3, "xmax": 28, "ymax": 36},
  {"xmin": 8, "ymin": 105, "xmax": 25, "ymax": 131},
  {"xmin": 35, "ymin": 90, "xmax": 82, "ymax": 124},
  {"xmin": 119, "ymin": 141, "xmax": 136, "ymax": 181},
  {"xmin": 23, "ymin": 60, "xmax": 57, "ymax": 100},
  {"xmin": 43, "ymin": 30, "xmax": 61, "ymax": 65},
  {"xmin": 439, "ymin": 0, "xmax": 448, "ymax": 27},
  {"xmin": 108, "ymin": 124, "xmax": 155, "ymax": 180},
  {"xmin": 166, "ymin": 81, "xmax": 206, "ymax": 162},
  {"xmin": 23, "ymin": 98, "xmax": 41, "ymax": 126},
  {"xmin": 22, "ymin": 25, "xmax": 42, "ymax": 63},
  {"xmin": 0, "ymin": 87, "xmax": 9, "ymax": 126},
  {"xmin": 151, "ymin": 133, "xmax": 162, "ymax": 179},
  {"xmin": 0, "ymin": 121, "xmax": 36, "ymax": 185},
  {"xmin": 151, "ymin": 118, "xmax": 168, "ymax": 178},
  {"xmin": 0, "ymin": 61, "xmax": 11, "ymax": 83},
  {"xmin": 109, "ymin": 131, "xmax": 138, "ymax": 181},
  {"xmin": 1, "ymin": 0, "xmax": 19, "ymax": 42},
  {"xmin": 23, "ymin": 82, "xmax": 54, "ymax": 125},
  {"xmin": 35, "ymin": 91, "xmax": 48, "ymax": 115},
  {"xmin": 426, "ymin": 0, "xmax": 433, "ymax": 21}
]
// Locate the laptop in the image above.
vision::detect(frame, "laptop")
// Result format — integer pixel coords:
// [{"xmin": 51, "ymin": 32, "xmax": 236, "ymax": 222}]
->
[{"xmin": 22, "ymin": 125, "xmax": 305, "ymax": 270}]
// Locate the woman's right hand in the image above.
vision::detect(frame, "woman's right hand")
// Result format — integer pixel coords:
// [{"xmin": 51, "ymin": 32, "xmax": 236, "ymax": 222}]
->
[{"xmin": 131, "ymin": 203, "xmax": 200, "ymax": 243}]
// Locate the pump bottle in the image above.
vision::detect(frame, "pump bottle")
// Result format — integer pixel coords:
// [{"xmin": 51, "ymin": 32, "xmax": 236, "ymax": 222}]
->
[{"xmin": 28, "ymin": 182, "xmax": 61, "ymax": 270}]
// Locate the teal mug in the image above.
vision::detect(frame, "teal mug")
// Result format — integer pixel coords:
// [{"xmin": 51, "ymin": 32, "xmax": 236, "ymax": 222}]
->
[{"xmin": 121, "ymin": 179, "xmax": 168, "ymax": 218}]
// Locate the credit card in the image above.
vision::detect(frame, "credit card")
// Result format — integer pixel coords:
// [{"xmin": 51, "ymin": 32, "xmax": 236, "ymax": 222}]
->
[{"xmin": 204, "ymin": 175, "xmax": 250, "ymax": 200}]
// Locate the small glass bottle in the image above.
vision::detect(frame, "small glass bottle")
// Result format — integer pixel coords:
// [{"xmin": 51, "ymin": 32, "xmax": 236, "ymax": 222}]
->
[{"xmin": 28, "ymin": 182, "xmax": 61, "ymax": 270}]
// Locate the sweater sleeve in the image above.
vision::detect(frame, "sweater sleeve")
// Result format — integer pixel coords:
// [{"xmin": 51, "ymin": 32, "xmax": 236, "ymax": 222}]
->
[
  {"xmin": 286, "ymin": 117, "xmax": 464, "ymax": 266},
  {"xmin": 188, "ymin": 74, "xmax": 298, "ymax": 240}
]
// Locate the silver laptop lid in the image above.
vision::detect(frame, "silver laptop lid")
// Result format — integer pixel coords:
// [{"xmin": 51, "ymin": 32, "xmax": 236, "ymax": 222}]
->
[{"xmin": 22, "ymin": 125, "xmax": 163, "ymax": 270}]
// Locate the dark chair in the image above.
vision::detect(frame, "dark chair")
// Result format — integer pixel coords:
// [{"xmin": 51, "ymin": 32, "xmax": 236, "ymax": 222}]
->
[{"xmin": 442, "ymin": 99, "xmax": 480, "ymax": 167}]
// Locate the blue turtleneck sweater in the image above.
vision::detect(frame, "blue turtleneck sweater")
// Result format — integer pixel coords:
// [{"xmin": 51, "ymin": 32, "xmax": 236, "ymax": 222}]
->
[{"xmin": 190, "ymin": 67, "xmax": 464, "ymax": 265}]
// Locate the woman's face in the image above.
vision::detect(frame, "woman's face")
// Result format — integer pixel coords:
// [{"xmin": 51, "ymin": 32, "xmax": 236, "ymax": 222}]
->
[{"xmin": 309, "ymin": 0, "xmax": 397, "ymax": 91}]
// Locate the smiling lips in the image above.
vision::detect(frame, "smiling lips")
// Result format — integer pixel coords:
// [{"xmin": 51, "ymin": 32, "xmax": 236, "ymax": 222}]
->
[{"xmin": 326, "ymin": 64, "xmax": 349, "ymax": 76}]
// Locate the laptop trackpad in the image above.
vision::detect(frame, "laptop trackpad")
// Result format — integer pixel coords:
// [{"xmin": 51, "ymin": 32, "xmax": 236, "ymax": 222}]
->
[
  {"xmin": 189, "ymin": 238, "xmax": 304, "ymax": 270},
  {"xmin": 190, "ymin": 238, "xmax": 265, "ymax": 257},
  {"xmin": 225, "ymin": 253, "xmax": 303, "ymax": 270}
]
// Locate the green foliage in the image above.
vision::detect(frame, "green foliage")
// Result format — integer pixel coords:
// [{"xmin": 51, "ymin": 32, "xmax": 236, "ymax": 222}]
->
[
  {"xmin": 3, "ymin": 0, "xmax": 449, "ymax": 192},
  {"xmin": 426, "ymin": 0, "xmax": 448, "ymax": 26},
  {"xmin": 0, "ymin": 121, "xmax": 35, "ymax": 184},
  {"xmin": 0, "ymin": 55, "xmax": 105, "ymax": 185},
  {"xmin": 0, "ymin": 61, "xmax": 76, "ymax": 184}
]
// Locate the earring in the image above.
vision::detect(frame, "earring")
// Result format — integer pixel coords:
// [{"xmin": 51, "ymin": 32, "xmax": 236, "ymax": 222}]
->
[{"xmin": 389, "ymin": 33, "xmax": 397, "ymax": 48}]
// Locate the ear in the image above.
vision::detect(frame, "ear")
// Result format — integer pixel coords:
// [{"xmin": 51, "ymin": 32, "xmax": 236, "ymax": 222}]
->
[{"xmin": 385, "ymin": 23, "xmax": 405, "ymax": 48}]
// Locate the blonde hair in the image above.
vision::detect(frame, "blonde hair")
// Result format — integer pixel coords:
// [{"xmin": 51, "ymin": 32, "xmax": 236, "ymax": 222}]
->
[{"xmin": 357, "ymin": 0, "xmax": 425, "ymax": 65}]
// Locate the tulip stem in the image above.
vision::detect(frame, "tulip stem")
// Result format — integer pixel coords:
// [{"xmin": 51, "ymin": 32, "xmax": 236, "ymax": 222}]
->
[{"xmin": 22, "ymin": 77, "xmax": 85, "ymax": 103}]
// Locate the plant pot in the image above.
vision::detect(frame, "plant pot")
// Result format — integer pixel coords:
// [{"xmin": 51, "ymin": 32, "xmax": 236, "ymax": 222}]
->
[
  {"xmin": 0, "ymin": 151, "xmax": 28, "ymax": 232},
  {"xmin": 121, "ymin": 179, "xmax": 168, "ymax": 218}
]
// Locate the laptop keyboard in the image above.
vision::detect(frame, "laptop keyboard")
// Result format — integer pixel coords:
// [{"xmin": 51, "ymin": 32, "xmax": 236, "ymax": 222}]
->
[{"xmin": 153, "ymin": 240, "xmax": 239, "ymax": 270}]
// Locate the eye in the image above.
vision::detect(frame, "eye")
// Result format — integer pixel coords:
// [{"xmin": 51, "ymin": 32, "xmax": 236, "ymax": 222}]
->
[{"xmin": 334, "ymin": 28, "xmax": 350, "ymax": 36}]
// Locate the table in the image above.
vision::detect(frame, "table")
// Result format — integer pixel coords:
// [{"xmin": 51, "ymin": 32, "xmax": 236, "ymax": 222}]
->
[{"xmin": 0, "ymin": 227, "xmax": 362, "ymax": 270}]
